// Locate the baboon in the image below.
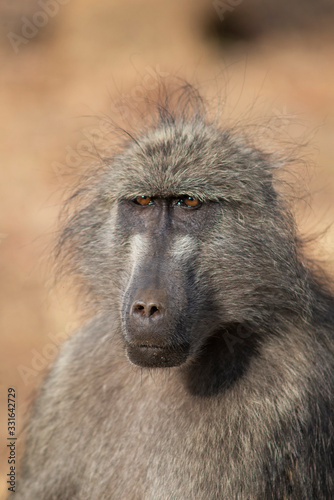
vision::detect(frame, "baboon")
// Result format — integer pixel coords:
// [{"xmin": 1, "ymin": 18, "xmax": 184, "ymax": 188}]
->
[{"xmin": 16, "ymin": 86, "xmax": 334, "ymax": 499}]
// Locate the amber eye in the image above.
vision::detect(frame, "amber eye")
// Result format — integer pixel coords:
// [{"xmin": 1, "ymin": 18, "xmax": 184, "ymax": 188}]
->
[
  {"xmin": 178, "ymin": 196, "xmax": 201, "ymax": 208},
  {"xmin": 134, "ymin": 196, "xmax": 153, "ymax": 206}
]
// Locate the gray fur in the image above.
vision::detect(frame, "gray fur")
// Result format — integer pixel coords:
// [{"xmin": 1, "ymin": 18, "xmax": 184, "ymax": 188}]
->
[{"xmin": 15, "ymin": 87, "xmax": 334, "ymax": 499}]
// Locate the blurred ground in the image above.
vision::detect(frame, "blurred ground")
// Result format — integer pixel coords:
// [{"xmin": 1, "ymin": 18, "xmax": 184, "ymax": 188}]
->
[{"xmin": 1, "ymin": 0, "xmax": 334, "ymax": 497}]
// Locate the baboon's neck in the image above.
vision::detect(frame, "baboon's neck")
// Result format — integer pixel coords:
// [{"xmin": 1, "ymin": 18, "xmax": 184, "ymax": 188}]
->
[{"xmin": 182, "ymin": 324, "xmax": 261, "ymax": 397}]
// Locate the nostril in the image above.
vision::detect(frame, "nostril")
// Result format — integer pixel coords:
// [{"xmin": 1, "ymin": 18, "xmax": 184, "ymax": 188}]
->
[
  {"xmin": 148, "ymin": 305, "xmax": 159, "ymax": 317},
  {"xmin": 131, "ymin": 301, "xmax": 163, "ymax": 319},
  {"xmin": 133, "ymin": 302, "xmax": 146, "ymax": 315}
]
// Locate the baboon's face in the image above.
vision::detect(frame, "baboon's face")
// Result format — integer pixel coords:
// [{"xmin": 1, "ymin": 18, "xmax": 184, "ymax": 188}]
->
[
  {"xmin": 118, "ymin": 195, "xmax": 222, "ymax": 368},
  {"xmin": 72, "ymin": 121, "xmax": 298, "ymax": 368}
]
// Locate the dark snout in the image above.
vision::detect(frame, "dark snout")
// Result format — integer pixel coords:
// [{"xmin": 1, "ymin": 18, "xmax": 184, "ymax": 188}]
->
[{"xmin": 123, "ymin": 278, "xmax": 190, "ymax": 368}]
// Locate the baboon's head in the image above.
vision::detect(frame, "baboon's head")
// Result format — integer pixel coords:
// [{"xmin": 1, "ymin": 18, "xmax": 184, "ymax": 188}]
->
[{"xmin": 58, "ymin": 90, "xmax": 308, "ymax": 368}]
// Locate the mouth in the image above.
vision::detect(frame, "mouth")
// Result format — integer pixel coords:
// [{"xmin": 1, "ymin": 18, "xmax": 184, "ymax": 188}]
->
[{"xmin": 125, "ymin": 342, "xmax": 190, "ymax": 368}]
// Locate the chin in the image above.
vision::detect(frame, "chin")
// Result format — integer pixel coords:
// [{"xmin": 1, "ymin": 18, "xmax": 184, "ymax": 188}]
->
[{"xmin": 125, "ymin": 342, "xmax": 190, "ymax": 368}]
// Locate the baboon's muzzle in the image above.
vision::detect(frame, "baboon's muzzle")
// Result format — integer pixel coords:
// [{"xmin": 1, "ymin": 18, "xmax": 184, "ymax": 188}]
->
[{"xmin": 122, "ymin": 259, "xmax": 191, "ymax": 368}]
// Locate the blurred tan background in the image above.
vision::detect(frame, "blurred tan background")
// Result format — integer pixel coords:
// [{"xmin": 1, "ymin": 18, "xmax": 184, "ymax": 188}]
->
[{"xmin": 1, "ymin": 1, "xmax": 334, "ymax": 497}]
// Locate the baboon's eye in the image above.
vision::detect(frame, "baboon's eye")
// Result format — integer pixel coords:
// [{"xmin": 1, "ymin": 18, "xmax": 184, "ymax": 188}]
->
[
  {"xmin": 177, "ymin": 196, "xmax": 202, "ymax": 208},
  {"xmin": 133, "ymin": 196, "xmax": 154, "ymax": 206}
]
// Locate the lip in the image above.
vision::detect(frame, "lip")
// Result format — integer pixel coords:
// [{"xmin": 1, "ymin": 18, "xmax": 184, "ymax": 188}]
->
[
  {"xmin": 125, "ymin": 342, "xmax": 190, "ymax": 368},
  {"xmin": 137, "ymin": 344, "xmax": 165, "ymax": 349}
]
